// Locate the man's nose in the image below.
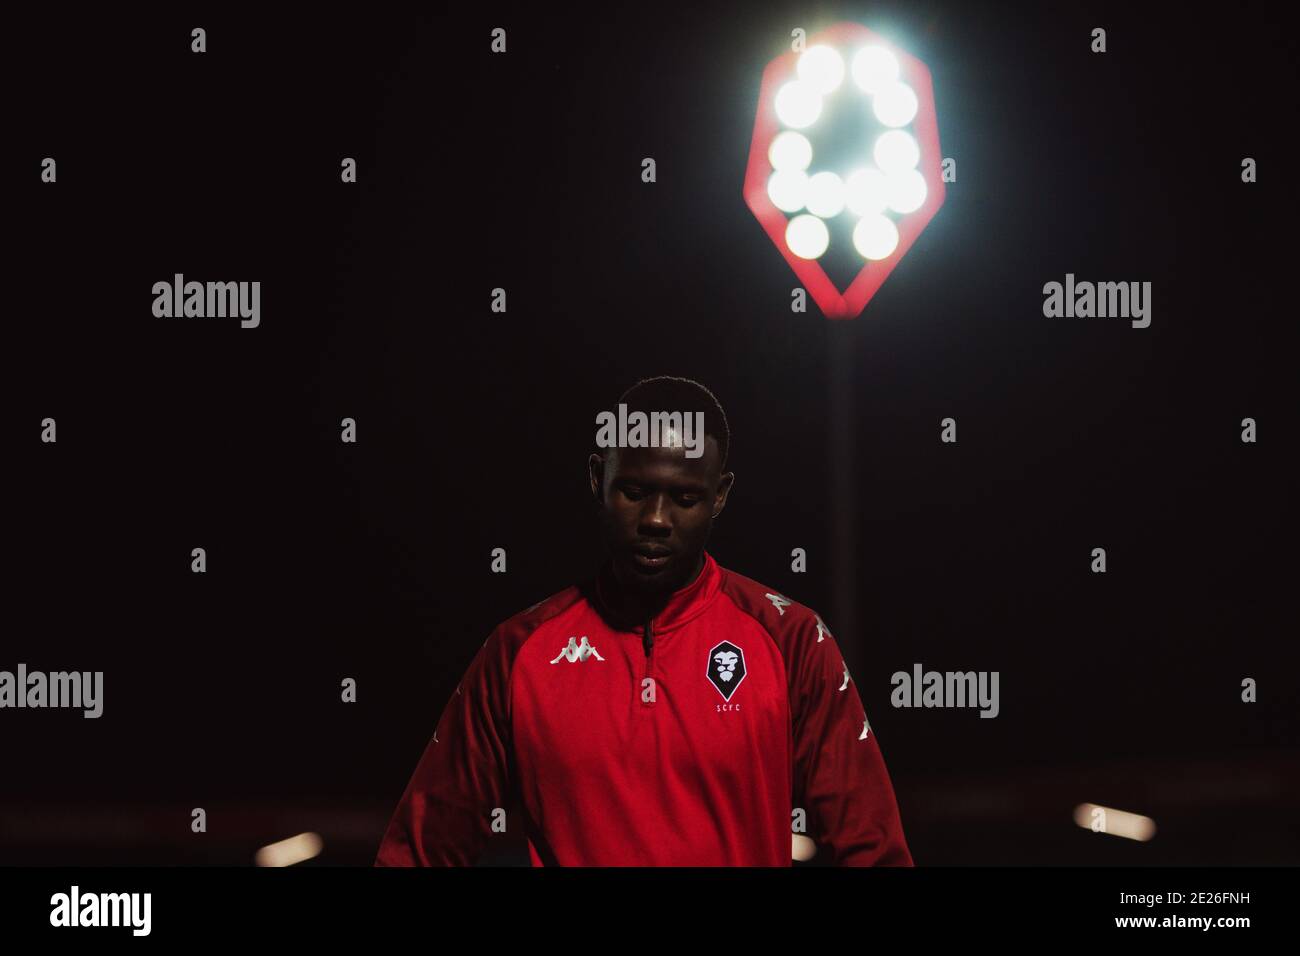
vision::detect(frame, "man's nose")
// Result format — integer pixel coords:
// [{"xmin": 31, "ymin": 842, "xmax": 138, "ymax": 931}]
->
[{"xmin": 639, "ymin": 493, "xmax": 672, "ymax": 534}]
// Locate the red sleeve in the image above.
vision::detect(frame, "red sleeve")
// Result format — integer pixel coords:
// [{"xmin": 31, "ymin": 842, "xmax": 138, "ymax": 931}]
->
[
  {"xmin": 789, "ymin": 612, "xmax": 914, "ymax": 866},
  {"xmin": 374, "ymin": 626, "xmax": 517, "ymax": 866}
]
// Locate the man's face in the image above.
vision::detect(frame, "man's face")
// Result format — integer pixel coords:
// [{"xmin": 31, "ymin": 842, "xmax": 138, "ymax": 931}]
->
[{"xmin": 588, "ymin": 435, "xmax": 734, "ymax": 595}]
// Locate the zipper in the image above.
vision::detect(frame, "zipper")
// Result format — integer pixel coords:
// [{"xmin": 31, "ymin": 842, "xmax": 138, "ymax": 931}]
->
[
  {"xmin": 642, "ymin": 624, "xmax": 660, "ymax": 707},
  {"xmin": 642, "ymin": 621, "xmax": 655, "ymax": 702}
]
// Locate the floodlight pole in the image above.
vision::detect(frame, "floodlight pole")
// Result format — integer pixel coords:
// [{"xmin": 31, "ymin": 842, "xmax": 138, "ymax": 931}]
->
[{"xmin": 827, "ymin": 319, "xmax": 858, "ymax": 647}]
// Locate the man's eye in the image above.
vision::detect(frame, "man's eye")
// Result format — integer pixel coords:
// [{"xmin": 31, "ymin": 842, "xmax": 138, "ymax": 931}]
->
[
  {"xmin": 622, "ymin": 487, "xmax": 646, "ymax": 500},
  {"xmin": 676, "ymin": 495, "xmax": 702, "ymax": 506}
]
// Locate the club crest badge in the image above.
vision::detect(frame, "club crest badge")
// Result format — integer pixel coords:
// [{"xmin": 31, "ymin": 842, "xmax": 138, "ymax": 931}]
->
[{"xmin": 707, "ymin": 641, "xmax": 747, "ymax": 701}]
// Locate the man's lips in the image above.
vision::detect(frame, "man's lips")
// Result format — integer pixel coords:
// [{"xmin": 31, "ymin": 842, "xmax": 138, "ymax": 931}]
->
[{"xmin": 630, "ymin": 546, "xmax": 673, "ymax": 571}]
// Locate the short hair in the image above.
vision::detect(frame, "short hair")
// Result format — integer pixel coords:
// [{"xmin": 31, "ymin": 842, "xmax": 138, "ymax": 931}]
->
[{"xmin": 609, "ymin": 375, "xmax": 730, "ymax": 470}]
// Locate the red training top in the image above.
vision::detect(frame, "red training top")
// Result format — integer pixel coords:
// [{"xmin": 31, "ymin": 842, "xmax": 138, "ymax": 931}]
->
[{"xmin": 375, "ymin": 551, "xmax": 913, "ymax": 866}]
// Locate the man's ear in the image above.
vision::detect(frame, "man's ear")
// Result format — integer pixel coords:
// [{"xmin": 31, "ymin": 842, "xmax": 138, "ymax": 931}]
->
[
  {"xmin": 587, "ymin": 453, "xmax": 605, "ymax": 502},
  {"xmin": 712, "ymin": 471, "xmax": 735, "ymax": 518}
]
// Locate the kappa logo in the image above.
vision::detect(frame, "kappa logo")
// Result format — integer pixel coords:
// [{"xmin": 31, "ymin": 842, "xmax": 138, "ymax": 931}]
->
[
  {"xmin": 839, "ymin": 661, "xmax": 851, "ymax": 691},
  {"xmin": 815, "ymin": 613, "xmax": 831, "ymax": 643},
  {"xmin": 765, "ymin": 592, "xmax": 792, "ymax": 615},
  {"xmin": 707, "ymin": 640, "xmax": 747, "ymax": 701},
  {"xmin": 550, "ymin": 636, "xmax": 605, "ymax": 664},
  {"xmin": 859, "ymin": 714, "xmax": 871, "ymax": 740}
]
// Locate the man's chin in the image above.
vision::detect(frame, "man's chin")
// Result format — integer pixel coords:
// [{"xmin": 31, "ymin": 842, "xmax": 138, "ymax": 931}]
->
[{"xmin": 616, "ymin": 554, "xmax": 679, "ymax": 589}]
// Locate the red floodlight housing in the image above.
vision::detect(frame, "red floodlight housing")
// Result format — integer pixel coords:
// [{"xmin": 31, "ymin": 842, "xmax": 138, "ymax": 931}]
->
[{"xmin": 744, "ymin": 23, "xmax": 945, "ymax": 319}]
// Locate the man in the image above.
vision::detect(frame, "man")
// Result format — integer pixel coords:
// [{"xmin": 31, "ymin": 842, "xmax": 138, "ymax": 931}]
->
[{"xmin": 375, "ymin": 376, "xmax": 913, "ymax": 866}]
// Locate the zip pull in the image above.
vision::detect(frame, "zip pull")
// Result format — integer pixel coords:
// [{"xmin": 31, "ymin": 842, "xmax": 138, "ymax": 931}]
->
[{"xmin": 642, "ymin": 620, "xmax": 654, "ymax": 659}]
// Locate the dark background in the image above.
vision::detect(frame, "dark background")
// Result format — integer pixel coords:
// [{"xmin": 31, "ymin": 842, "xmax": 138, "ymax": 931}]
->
[{"xmin": 7, "ymin": 1, "xmax": 1296, "ymax": 865}]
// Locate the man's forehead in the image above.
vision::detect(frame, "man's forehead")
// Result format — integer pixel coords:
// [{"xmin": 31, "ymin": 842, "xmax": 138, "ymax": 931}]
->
[{"xmin": 607, "ymin": 435, "xmax": 722, "ymax": 478}]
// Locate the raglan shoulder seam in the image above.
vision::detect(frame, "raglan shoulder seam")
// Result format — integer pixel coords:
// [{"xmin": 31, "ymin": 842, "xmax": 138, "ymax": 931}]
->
[
  {"xmin": 496, "ymin": 586, "xmax": 588, "ymax": 731},
  {"xmin": 716, "ymin": 570, "xmax": 814, "ymax": 674}
]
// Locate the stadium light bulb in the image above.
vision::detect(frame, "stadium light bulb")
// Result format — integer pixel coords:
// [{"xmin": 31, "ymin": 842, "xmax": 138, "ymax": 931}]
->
[
  {"xmin": 885, "ymin": 168, "xmax": 927, "ymax": 213},
  {"xmin": 797, "ymin": 45, "xmax": 845, "ymax": 94},
  {"xmin": 774, "ymin": 80, "xmax": 823, "ymax": 128},
  {"xmin": 853, "ymin": 214, "xmax": 900, "ymax": 260},
  {"xmin": 873, "ymin": 81, "xmax": 919, "ymax": 127},
  {"xmin": 786, "ymin": 214, "xmax": 830, "ymax": 259},
  {"xmin": 767, "ymin": 169, "xmax": 810, "ymax": 212},
  {"xmin": 806, "ymin": 171, "xmax": 847, "ymax": 218},
  {"xmin": 845, "ymin": 168, "xmax": 890, "ymax": 216},
  {"xmin": 851, "ymin": 45, "xmax": 899, "ymax": 94},
  {"xmin": 768, "ymin": 130, "xmax": 813, "ymax": 171},
  {"xmin": 873, "ymin": 129, "xmax": 920, "ymax": 173}
]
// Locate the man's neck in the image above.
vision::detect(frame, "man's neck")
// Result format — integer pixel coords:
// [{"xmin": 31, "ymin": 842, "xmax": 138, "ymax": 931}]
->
[{"xmin": 610, "ymin": 551, "xmax": 705, "ymax": 623}]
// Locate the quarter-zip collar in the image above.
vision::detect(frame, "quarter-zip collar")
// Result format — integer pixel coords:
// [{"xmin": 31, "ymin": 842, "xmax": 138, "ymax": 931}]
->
[{"xmin": 592, "ymin": 550, "xmax": 723, "ymax": 636}]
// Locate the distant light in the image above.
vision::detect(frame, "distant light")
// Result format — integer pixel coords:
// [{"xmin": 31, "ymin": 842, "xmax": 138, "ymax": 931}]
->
[
  {"xmin": 873, "ymin": 81, "xmax": 919, "ymax": 127},
  {"xmin": 845, "ymin": 168, "xmax": 890, "ymax": 216},
  {"xmin": 851, "ymin": 46, "xmax": 900, "ymax": 94},
  {"xmin": 792, "ymin": 834, "xmax": 817, "ymax": 862},
  {"xmin": 853, "ymin": 214, "xmax": 899, "ymax": 260},
  {"xmin": 767, "ymin": 169, "xmax": 810, "ymax": 212},
  {"xmin": 873, "ymin": 130, "xmax": 920, "ymax": 173},
  {"xmin": 797, "ymin": 45, "xmax": 846, "ymax": 94},
  {"xmin": 254, "ymin": 832, "xmax": 324, "ymax": 867},
  {"xmin": 774, "ymin": 80, "xmax": 823, "ymax": 128},
  {"xmin": 886, "ymin": 168, "xmax": 928, "ymax": 213},
  {"xmin": 768, "ymin": 130, "xmax": 813, "ymax": 171},
  {"xmin": 786, "ymin": 214, "xmax": 830, "ymax": 259},
  {"xmin": 1073, "ymin": 803, "xmax": 1157, "ymax": 842},
  {"xmin": 806, "ymin": 171, "xmax": 847, "ymax": 218}
]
